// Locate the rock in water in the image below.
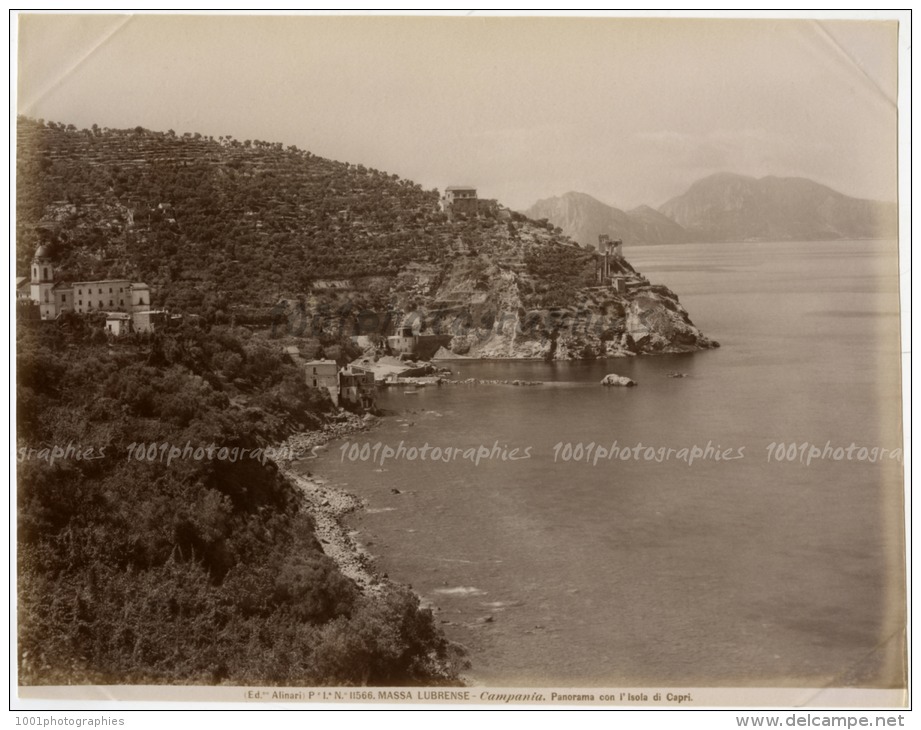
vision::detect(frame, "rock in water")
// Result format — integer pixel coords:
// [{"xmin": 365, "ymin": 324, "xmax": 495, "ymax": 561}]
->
[{"xmin": 601, "ymin": 373, "xmax": 637, "ymax": 387}]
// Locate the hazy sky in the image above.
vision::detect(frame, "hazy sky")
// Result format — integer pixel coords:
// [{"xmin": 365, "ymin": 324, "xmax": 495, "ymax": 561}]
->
[{"xmin": 16, "ymin": 13, "xmax": 901, "ymax": 211}]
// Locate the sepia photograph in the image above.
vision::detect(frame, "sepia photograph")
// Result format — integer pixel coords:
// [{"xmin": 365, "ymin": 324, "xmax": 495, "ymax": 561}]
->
[{"xmin": 12, "ymin": 11, "xmax": 909, "ymax": 713}]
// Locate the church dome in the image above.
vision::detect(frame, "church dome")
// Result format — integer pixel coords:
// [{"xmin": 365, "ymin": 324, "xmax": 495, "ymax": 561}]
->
[{"xmin": 34, "ymin": 244, "xmax": 51, "ymax": 260}]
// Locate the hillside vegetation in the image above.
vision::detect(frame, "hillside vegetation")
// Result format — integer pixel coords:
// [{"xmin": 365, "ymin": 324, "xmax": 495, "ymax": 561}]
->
[
  {"xmin": 17, "ymin": 117, "xmax": 566, "ymax": 319},
  {"xmin": 17, "ymin": 317, "xmax": 458, "ymax": 685},
  {"xmin": 16, "ymin": 117, "xmax": 715, "ymax": 357}
]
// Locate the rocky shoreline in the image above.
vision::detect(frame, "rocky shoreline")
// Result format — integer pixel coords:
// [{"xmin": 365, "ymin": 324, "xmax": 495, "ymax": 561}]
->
[
  {"xmin": 274, "ymin": 411, "xmax": 473, "ymax": 683},
  {"xmin": 273, "ymin": 412, "xmax": 385, "ymax": 594}
]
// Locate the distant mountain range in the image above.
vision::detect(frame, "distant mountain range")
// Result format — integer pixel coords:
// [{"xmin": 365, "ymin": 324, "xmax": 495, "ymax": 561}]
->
[
  {"xmin": 524, "ymin": 173, "xmax": 898, "ymax": 247},
  {"xmin": 523, "ymin": 191, "xmax": 688, "ymax": 247}
]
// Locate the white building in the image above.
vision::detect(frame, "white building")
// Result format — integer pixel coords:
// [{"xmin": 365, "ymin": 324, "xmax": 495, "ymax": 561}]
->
[
  {"xmin": 23, "ymin": 245, "xmax": 155, "ymax": 324},
  {"xmin": 105, "ymin": 312, "xmax": 132, "ymax": 336}
]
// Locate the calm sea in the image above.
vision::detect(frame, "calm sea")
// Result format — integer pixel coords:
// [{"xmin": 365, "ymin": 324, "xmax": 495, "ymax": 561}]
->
[{"xmin": 308, "ymin": 240, "xmax": 905, "ymax": 688}]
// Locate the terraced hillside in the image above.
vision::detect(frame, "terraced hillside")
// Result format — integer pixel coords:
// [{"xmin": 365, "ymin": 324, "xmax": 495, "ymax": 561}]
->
[{"xmin": 17, "ymin": 117, "xmax": 715, "ymax": 357}]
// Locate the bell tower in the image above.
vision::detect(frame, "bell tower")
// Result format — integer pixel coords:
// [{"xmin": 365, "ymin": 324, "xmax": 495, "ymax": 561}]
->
[{"xmin": 30, "ymin": 245, "xmax": 57, "ymax": 319}]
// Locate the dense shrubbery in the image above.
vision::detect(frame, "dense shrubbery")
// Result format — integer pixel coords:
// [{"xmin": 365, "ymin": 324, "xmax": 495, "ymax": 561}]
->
[
  {"xmin": 16, "ymin": 319, "xmax": 457, "ymax": 685},
  {"xmin": 523, "ymin": 244, "xmax": 597, "ymax": 308}
]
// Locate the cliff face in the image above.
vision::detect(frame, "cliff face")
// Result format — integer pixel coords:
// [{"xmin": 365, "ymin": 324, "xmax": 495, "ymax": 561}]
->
[
  {"xmin": 441, "ymin": 280, "xmax": 715, "ymax": 360},
  {"xmin": 658, "ymin": 172, "xmax": 898, "ymax": 242},
  {"xmin": 382, "ymin": 224, "xmax": 716, "ymax": 360}
]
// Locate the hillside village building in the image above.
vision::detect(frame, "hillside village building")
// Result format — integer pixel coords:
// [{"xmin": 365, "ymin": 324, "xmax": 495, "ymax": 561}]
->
[
  {"xmin": 442, "ymin": 186, "xmax": 478, "ymax": 216},
  {"xmin": 338, "ymin": 365, "xmax": 376, "ymax": 411},
  {"xmin": 21, "ymin": 244, "xmax": 162, "ymax": 332},
  {"xmin": 105, "ymin": 312, "xmax": 132, "ymax": 336},
  {"xmin": 387, "ymin": 325, "xmax": 417, "ymax": 356},
  {"xmin": 598, "ymin": 234, "xmax": 623, "ymax": 258},
  {"xmin": 597, "ymin": 234, "xmax": 627, "ymax": 292},
  {"xmin": 304, "ymin": 359, "xmax": 339, "ymax": 405},
  {"xmin": 386, "ymin": 323, "xmax": 452, "ymax": 360},
  {"xmin": 440, "ymin": 185, "xmax": 507, "ymax": 221},
  {"xmin": 284, "ymin": 347, "xmax": 377, "ymax": 411}
]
